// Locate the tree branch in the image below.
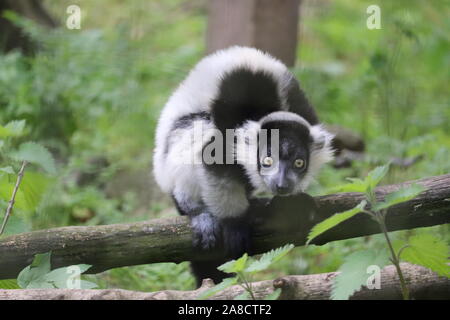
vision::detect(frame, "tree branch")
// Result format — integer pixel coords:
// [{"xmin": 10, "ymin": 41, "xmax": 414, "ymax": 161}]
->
[
  {"xmin": 0, "ymin": 174, "xmax": 449, "ymax": 280},
  {"xmin": 0, "ymin": 161, "xmax": 27, "ymax": 235},
  {"xmin": 0, "ymin": 263, "xmax": 448, "ymax": 300}
]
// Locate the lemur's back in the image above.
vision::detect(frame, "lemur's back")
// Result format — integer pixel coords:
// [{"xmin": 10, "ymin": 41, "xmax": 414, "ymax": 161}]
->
[
  {"xmin": 154, "ymin": 47, "xmax": 287, "ymax": 191},
  {"xmin": 153, "ymin": 46, "xmax": 319, "ymax": 193}
]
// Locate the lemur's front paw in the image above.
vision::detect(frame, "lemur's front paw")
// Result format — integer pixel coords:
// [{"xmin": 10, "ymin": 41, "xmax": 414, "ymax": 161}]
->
[
  {"xmin": 221, "ymin": 218, "xmax": 251, "ymax": 258},
  {"xmin": 264, "ymin": 193, "xmax": 319, "ymax": 231},
  {"xmin": 191, "ymin": 213, "xmax": 220, "ymax": 250}
]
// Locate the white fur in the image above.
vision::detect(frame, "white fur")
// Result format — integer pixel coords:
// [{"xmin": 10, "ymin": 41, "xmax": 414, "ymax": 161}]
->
[
  {"xmin": 153, "ymin": 46, "xmax": 334, "ymax": 218},
  {"xmin": 259, "ymin": 111, "xmax": 311, "ymax": 128},
  {"xmin": 295, "ymin": 124, "xmax": 335, "ymax": 193}
]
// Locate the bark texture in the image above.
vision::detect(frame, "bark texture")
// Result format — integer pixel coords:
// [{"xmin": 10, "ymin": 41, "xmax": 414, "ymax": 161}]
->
[
  {"xmin": 0, "ymin": 263, "xmax": 448, "ymax": 300},
  {"xmin": 206, "ymin": 0, "xmax": 300, "ymax": 66},
  {"xmin": 0, "ymin": 175, "xmax": 449, "ymax": 279}
]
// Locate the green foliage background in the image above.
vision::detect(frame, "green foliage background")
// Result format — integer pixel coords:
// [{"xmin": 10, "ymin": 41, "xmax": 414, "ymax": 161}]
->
[{"xmin": 0, "ymin": 0, "xmax": 448, "ymax": 292}]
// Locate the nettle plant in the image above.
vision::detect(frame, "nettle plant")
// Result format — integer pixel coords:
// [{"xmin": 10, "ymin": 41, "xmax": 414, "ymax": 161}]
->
[
  {"xmin": 198, "ymin": 244, "xmax": 295, "ymax": 300},
  {"xmin": 0, "ymin": 120, "xmax": 56, "ymax": 236},
  {"xmin": 0, "ymin": 120, "xmax": 97, "ymax": 290},
  {"xmin": 308, "ymin": 163, "xmax": 449, "ymax": 300},
  {"xmin": 0, "ymin": 251, "xmax": 97, "ymax": 290}
]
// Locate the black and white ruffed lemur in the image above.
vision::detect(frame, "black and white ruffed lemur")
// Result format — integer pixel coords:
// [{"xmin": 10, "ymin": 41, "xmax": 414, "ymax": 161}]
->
[{"xmin": 153, "ymin": 46, "xmax": 334, "ymax": 287}]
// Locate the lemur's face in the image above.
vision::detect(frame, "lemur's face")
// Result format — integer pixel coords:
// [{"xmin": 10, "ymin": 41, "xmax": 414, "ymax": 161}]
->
[{"xmin": 258, "ymin": 121, "xmax": 312, "ymax": 196}]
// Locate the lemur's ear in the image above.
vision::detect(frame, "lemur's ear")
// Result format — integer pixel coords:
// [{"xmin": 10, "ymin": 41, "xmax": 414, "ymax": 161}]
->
[{"xmin": 310, "ymin": 125, "xmax": 334, "ymax": 150}]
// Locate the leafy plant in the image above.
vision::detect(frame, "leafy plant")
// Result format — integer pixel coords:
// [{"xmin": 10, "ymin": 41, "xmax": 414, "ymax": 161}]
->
[
  {"xmin": 15, "ymin": 251, "xmax": 97, "ymax": 289},
  {"xmin": 0, "ymin": 279, "xmax": 20, "ymax": 289},
  {"xmin": 197, "ymin": 244, "xmax": 294, "ymax": 300},
  {"xmin": 394, "ymin": 233, "xmax": 450, "ymax": 277},
  {"xmin": 307, "ymin": 164, "xmax": 449, "ymax": 299},
  {"xmin": 331, "ymin": 249, "xmax": 389, "ymax": 300},
  {"xmin": 0, "ymin": 120, "xmax": 56, "ymax": 235}
]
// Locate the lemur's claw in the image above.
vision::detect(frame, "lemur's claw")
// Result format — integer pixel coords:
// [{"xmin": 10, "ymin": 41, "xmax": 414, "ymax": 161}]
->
[{"xmin": 191, "ymin": 213, "xmax": 220, "ymax": 250}]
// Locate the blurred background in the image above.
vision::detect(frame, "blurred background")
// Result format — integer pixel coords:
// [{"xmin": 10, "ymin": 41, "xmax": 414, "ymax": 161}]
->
[{"xmin": 0, "ymin": 0, "xmax": 448, "ymax": 291}]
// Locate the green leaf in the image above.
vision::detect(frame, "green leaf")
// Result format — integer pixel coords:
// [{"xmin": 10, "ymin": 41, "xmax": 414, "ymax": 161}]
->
[
  {"xmin": 327, "ymin": 164, "xmax": 390, "ymax": 194},
  {"xmin": 17, "ymin": 252, "xmax": 96, "ymax": 289},
  {"xmin": 245, "ymin": 244, "xmax": 294, "ymax": 273},
  {"xmin": 0, "ymin": 120, "xmax": 26, "ymax": 138},
  {"xmin": 0, "ymin": 166, "xmax": 15, "ymax": 174},
  {"xmin": 45, "ymin": 264, "xmax": 94, "ymax": 289},
  {"xmin": 0, "ymin": 171, "xmax": 53, "ymax": 212},
  {"xmin": 197, "ymin": 277, "xmax": 238, "ymax": 300},
  {"xmin": 17, "ymin": 171, "xmax": 53, "ymax": 211},
  {"xmin": 0, "ymin": 279, "xmax": 20, "ymax": 289},
  {"xmin": 17, "ymin": 266, "xmax": 33, "ymax": 288},
  {"xmin": 5, "ymin": 120, "xmax": 26, "ymax": 137},
  {"xmin": 0, "ymin": 214, "xmax": 31, "ymax": 236},
  {"xmin": 332, "ymin": 249, "xmax": 390, "ymax": 300},
  {"xmin": 366, "ymin": 164, "xmax": 390, "ymax": 192},
  {"xmin": 0, "ymin": 126, "xmax": 10, "ymax": 138},
  {"xmin": 307, "ymin": 200, "xmax": 367, "ymax": 245},
  {"xmin": 264, "ymin": 288, "xmax": 282, "ymax": 300},
  {"xmin": 395, "ymin": 234, "xmax": 450, "ymax": 278},
  {"xmin": 25, "ymin": 280, "xmax": 55, "ymax": 289},
  {"xmin": 79, "ymin": 280, "xmax": 98, "ymax": 289},
  {"xmin": 43, "ymin": 268, "xmax": 72, "ymax": 287},
  {"xmin": 11, "ymin": 142, "xmax": 56, "ymax": 174},
  {"xmin": 327, "ymin": 178, "xmax": 367, "ymax": 193},
  {"xmin": 30, "ymin": 251, "xmax": 52, "ymax": 270},
  {"xmin": 17, "ymin": 252, "xmax": 52, "ymax": 289},
  {"xmin": 218, "ymin": 253, "xmax": 248, "ymax": 274},
  {"xmin": 373, "ymin": 184, "xmax": 426, "ymax": 211},
  {"xmin": 45, "ymin": 264, "xmax": 91, "ymax": 282},
  {"xmin": 0, "ymin": 175, "xmax": 16, "ymax": 208},
  {"xmin": 366, "ymin": 164, "xmax": 390, "ymax": 187}
]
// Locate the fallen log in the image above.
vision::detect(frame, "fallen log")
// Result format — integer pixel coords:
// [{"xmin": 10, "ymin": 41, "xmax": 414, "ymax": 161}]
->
[
  {"xmin": 0, "ymin": 174, "xmax": 449, "ymax": 279},
  {"xmin": 0, "ymin": 263, "xmax": 448, "ymax": 300}
]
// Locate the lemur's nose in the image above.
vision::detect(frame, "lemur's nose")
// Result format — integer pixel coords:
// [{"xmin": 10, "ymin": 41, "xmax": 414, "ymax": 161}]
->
[{"xmin": 276, "ymin": 184, "xmax": 291, "ymax": 195}]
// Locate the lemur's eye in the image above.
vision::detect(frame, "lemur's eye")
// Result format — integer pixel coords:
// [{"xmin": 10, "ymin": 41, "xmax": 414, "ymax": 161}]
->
[
  {"xmin": 294, "ymin": 159, "xmax": 305, "ymax": 168},
  {"xmin": 262, "ymin": 156, "xmax": 273, "ymax": 167}
]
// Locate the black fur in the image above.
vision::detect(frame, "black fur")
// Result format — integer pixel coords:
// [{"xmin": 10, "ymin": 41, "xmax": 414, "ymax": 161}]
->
[
  {"xmin": 200, "ymin": 69, "xmax": 317, "ymax": 196},
  {"xmin": 187, "ymin": 209, "xmax": 253, "ymax": 287},
  {"xmin": 210, "ymin": 69, "xmax": 319, "ymax": 131},
  {"xmin": 171, "ymin": 67, "xmax": 321, "ymax": 287},
  {"xmin": 260, "ymin": 193, "xmax": 319, "ymax": 231},
  {"xmin": 262, "ymin": 120, "xmax": 312, "ymax": 163},
  {"xmin": 220, "ymin": 216, "xmax": 253, "ymax": 257},
  {"xmin": 201, "ymin": 130, "xmax": 253, "ymax": 194},
  {"xmin": 283, "ymin": 74, "xmax": 319, "ymax": 125},
  {"xmin": 191, "ymin": 259, "xmax": 229, "ymax": 288},
  {"xmin": 211, "ymin": 69, "xmax": 281, "ymax": 132}
]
